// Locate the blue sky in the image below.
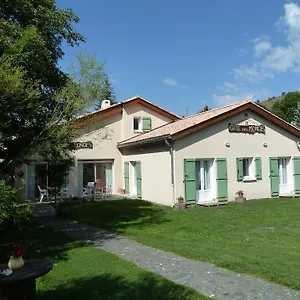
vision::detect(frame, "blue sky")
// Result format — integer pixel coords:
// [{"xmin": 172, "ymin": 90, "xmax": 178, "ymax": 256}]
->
[{"xmin": 57, "ymin": 0, "xmax": 300, "ymax": 116}]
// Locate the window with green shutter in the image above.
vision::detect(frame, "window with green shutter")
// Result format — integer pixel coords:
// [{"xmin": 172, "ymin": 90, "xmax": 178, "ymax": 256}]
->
[
  {"xmin": 184, "ymin": 159, "xmax": 196, "ymax": 203},
  {"xmin": 269, "ymin": 157, "xmax": 279, "ymax": 197},
  {"xmin": 142, "ymin": 117, "xmax": 152, "ymax": 132},
  {"xmin": 236, "ymin": 158, "xmax": 243, "ymax": 181},
  {"xmin": 255, "ymin": 157, "xmax": 262, "ymax": 180},
  {"xmin": 216, "ymin": 158, "xmax": 228, "ymax": 201},
  {"xmin": 293, "ymin": 157, "xmax": 300, "ymax": 194}
]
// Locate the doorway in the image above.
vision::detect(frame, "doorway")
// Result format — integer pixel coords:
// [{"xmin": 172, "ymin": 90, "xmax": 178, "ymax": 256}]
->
[
  {"xmin": 278, "ymin": 158, "xmax": 289, "ymax": 194},
  {"xmin": 131, "ymin": 162, "xmax": 137, "ymax": 195},
  {"xmin": 196, "ymin": 159, "xmax": 212, "ymax": 202}
]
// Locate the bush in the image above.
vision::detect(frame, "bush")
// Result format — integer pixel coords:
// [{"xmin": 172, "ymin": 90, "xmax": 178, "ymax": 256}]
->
[{"xmin": 0, "ymin": 180, "xmax": 32, "ymax": 229}]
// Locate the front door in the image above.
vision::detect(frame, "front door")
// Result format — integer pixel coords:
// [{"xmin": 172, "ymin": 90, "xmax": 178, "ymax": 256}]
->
[
  {"xmin": 196, "ymin": 160, "xmax": 212, "ymax": 202},
  {"xmin": 278, "ymin": 158, "xmax": 289, "ymax": 194}
]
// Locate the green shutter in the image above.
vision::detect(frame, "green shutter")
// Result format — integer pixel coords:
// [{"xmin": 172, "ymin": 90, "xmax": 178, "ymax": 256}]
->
[
  {"xmin": 293, "ymin": 157, "xmax": 300, "ymax": 194},
  {"xmin": 236, "ymin": 158, "xmax": 243, "ymax": 181},
  {"xmin": 255, "ymin": 157, "xmax": 262, "ymax": 180},
  {"xmin": 184, "ymin": 159, "xmax": 196, "ymax": 203},
  {"xmin": 216, "ymin": 158, "xmax": 228, "ymax": 202},
  {"xmin": 124, "ymin": 162, "xmax": 130, "ymax": 194},
  {"xmin": 136, "ymin": 161, "xmax": 142, "ymax": 197},
  {"xmin": 269, "ymin": 157, "xmax": 279, "ymax": 197},
  {"xmin": 142, "ymin": 117, "xmax": 152, "ymax": 132}
]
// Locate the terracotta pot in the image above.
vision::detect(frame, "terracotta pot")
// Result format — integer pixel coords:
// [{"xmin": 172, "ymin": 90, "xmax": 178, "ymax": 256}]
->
[
  {"xmin": 8, "ymin": 255, "xmax": 24, "ymax": 270},
  {"xmin": 180, "ymin": 203, "xmax": 188, "ymax": 209}
]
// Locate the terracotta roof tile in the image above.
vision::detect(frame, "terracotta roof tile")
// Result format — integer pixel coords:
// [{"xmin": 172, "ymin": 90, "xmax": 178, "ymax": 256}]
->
[{"xmin": 118, "ymin": 99, "xmax": 251, "ymax": 146}]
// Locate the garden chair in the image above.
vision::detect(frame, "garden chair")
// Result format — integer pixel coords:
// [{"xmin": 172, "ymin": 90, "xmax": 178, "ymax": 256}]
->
[{"xmin": 37, "ymin": 185, "xmax": 49, "ymax": 202}]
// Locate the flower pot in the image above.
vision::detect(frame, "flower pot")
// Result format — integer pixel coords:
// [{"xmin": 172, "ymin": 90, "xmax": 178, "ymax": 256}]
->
[
  {"xmin": 8, "ymin": 255, "xmax": 24, "ymax": 270},
  {"xmin": 235, "ymin": 197, "xmax": 247, "ymax": 203},
  {"xmin": 174, "ymin": 203, "xmax": 180, "ymax": 210},
  {"xmin": 179, "ymin": 203, "xmax": 187, "ymax": 209}
]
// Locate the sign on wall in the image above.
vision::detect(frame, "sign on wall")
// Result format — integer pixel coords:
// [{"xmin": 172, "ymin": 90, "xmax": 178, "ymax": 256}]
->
[
  {"xmin": 228, "ymin": 123, "xmax": 265, "ymax": 134},
  {"xmin": 73, "ymin": 141, "xmax": 93, "ymax": 149}
]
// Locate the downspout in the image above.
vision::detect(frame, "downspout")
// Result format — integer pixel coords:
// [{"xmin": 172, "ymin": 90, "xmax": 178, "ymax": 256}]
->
[{"xmin": 165, "ymin": 137, "xmax": 176, "ymax": 206}]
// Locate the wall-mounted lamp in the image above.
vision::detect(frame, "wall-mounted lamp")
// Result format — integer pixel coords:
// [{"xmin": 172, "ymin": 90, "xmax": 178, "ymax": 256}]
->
[
  {"xmin": 225, "ymin": 142, "xmax": 230, "ymax": 147},
  {"xmin": 263, "ymin": 143, "xmax": 267, "ymax": 147}
]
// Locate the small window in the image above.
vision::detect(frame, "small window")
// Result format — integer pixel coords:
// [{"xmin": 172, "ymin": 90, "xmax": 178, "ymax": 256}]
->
[
  {"xmin": 243, "ymin": 158, "xmax": 251, "ymax": 177},
  {"xmin": 133, "ymin": 117, "xmax": 141, "ymax": 132}
]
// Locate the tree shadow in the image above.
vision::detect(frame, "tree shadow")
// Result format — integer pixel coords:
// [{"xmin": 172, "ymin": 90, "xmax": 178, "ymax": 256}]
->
[
  {"xmin": 37, "ymin": 273, "xmax": 204, "ymax": 300},
  {"xmin": 0, "ymin": 220, "xmax": 85, "ymax": 264},
  {"xmin": 59, "ymin": 199, "xmax": 170, "ymax": 232}
]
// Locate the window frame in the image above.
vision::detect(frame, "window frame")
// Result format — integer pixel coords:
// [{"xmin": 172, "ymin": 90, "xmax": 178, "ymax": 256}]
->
[
  {"xmin": 133, "ymin": 117, "xmax": 142, "ymax": 132},
  {"xmin": 242, "ymin": 157, "xmax": 256, "ymax": 181}
]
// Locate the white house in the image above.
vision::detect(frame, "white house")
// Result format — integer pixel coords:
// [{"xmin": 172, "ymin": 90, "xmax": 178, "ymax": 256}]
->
[{"xmin": 16, "ymin": 97, "xmax": 300, "ymax": 206}]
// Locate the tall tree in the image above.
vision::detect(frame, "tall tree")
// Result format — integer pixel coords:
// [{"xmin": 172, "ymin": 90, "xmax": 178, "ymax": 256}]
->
[
  {"xmin": 272, "ymin": 92, "xmax": 300, "ymax": 123},
  {"xmin": 0, "ymin": 0, "xmax": 109, "ymax": 181},
  {"xmin": 199, "ymin": 105, "xmax": 211, "ymax": 113},
  {"xmin": 293, "ymin": 102, "xmax": 300, "ymax": 128}
]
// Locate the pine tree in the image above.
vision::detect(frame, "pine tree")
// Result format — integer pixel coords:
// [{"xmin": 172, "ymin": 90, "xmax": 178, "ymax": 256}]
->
[{"xmin": 97, "ymin": 75, "xmax": 116, "ymax": 107}]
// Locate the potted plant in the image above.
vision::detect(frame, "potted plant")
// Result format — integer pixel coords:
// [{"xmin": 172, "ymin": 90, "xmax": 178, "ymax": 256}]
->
[
  {"xmin": 174, "ymin": 197, "xmax": 187, "ymax": 209},
  {"xmin": 8, "ymin": 241, "xmax": 25, "ymax": 270},
  {"xmin": 235, "ymin": 190, "xmax": 246, "ymax": 203}
]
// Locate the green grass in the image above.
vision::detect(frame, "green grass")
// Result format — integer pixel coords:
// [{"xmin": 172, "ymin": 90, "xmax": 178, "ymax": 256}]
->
[
  {"xmin": 259, "ymin": 96, "xmax": 284, "ymax": 111},
  {"xmin": 0, "ymin": 221, "xmax": 207, "ymax": 300},
  {"xmin": 65, "ymin": 198, "xmax": 300, "ymax": 289}
]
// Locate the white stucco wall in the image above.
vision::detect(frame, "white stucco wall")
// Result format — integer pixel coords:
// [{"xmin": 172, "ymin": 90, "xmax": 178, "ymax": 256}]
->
[
  {"xmin": 174, "ymin": 109, "xmax": 300, "ymax": 202},
  {"xmin": 122, "ymin": 144, "xmax": 174, "ymax": 206}
]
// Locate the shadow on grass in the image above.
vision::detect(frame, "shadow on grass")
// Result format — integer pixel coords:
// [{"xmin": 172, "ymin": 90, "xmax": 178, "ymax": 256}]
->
[
  {"xmin": 0, "ymin": 220, "xmax": 84, "ymax": 264},
  {"xmin": 58, "ymin": 199, "xmax": 169, "ymax": 232},
  {"xmin": 38, "ymin": 273, "xmax": 202, "ymax": 300}
]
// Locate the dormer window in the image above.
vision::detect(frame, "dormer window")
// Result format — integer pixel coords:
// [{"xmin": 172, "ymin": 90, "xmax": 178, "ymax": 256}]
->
[
  {"xmin": 133, "ymin": 117, "xmax": 142, "ymax": 132},
  {"xmin": 133, "ymin": 117, "xmax": 152, "ymax": 132}
]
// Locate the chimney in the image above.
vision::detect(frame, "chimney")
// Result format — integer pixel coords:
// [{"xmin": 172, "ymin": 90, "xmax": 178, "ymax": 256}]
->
[{"xmin": 101, "ymin": 100, "xmax": 111, "ymax": 109}]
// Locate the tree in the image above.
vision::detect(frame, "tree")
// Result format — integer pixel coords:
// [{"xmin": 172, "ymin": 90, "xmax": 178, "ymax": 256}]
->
[
  {"xmin": 0, "ymin": 1, "xmax": 110, "ymax": 183},
  {"xmin": 199, "ymin": 105, "xmax": 211, "ymax": 113},
  {"xmin": 70, "ymin": 50, "xmax": 116, "ymax": 110},
  {"xmin": 293, "ymin": 102, "xmax": 300, "ymax": 128},
  {"xmin": 272, "ymin": 92, "xmax": 300, "ymax": 123}
]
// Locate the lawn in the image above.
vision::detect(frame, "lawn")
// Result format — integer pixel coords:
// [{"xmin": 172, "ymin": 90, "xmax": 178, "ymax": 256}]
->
[
  {"xmin": 0, "ymin": 222, "xmax": 207, "ymax": 300},
  {"xmin": 64, "ymin": 198, "xmax": 300, "ymax": 290}
]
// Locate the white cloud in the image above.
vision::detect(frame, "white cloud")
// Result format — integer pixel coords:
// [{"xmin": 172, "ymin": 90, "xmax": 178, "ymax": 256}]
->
[
  {"xmin": 162, "ymin": 78, "xmax": 177, "ymax": 86},
  {"xmin": 213, "ymin": 85, "xmax": 269, "ymax": 107},
  {"xmin": 230, "ymin": 2, "xmax": 300, "ymax": 82},
  {"xmin": 254, "ymin": 40, "xmax": 272, "ymax": 56}
]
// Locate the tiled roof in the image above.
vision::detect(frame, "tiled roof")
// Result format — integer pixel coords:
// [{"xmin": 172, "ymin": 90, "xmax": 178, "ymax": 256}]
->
[
  {"xmin": 118, "ymin": 99, "xmax": 251, "ymax": 147},
  {"xmin": 76, "ymin": 95, "xmax": 181, "ymax": 121}
]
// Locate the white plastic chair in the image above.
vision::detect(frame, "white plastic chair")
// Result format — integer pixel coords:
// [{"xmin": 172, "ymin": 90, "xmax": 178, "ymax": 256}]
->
[
  {"xmin": 82, "ymin": 187, "xmax": 89, "ymax": 198},
  {"xmin": 57, "ymin": 186, "xmax": 72, "ymax": 200},
  {"xmin": 38, "ymin": 185, "xmax": 49, "ymax": 202}
]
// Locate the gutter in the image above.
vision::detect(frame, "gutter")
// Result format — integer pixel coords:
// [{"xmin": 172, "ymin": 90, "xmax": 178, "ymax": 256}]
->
[
  {"xmin": 164, "ymin": 136, "xmax": 176, "ymax": 206},
  {"xmin": 117, "ymin": 134, "xmax": 170, "ymax": 149}
]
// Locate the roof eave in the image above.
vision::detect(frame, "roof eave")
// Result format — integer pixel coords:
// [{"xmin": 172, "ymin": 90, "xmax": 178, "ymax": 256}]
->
[{"xmin": 118, "ymin": 134, "xmax": 171, "ymax": 149}]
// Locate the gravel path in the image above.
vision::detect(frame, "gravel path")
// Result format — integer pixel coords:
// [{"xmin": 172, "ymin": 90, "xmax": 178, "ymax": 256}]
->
[{"xmin": 41, "ymin": 218, "xmax": 300, "ymax": 300}]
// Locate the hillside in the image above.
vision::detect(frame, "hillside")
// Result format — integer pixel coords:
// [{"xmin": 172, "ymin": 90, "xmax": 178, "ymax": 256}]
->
[{"xmin": 259, "ymin": 95, "xmax": 285, "ymax": 111}]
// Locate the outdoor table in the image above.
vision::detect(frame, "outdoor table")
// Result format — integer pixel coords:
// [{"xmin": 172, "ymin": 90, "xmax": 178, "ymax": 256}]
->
[{"xmin": 0, "ymin": 259, "xmax": 53, "ymax": 300}]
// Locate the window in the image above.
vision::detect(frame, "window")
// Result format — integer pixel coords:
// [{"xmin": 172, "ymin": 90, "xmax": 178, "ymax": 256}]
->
[
  {"xmin": 243, "ymin": 158, "xmax": 251, "ymax": 177},
  {"xmin": 133, "ymin": 117, "xmax": 142, "ymax": 132},
  {"xmin": 237, "ymin": 157, "xmax": 259, "ymax": 181}
]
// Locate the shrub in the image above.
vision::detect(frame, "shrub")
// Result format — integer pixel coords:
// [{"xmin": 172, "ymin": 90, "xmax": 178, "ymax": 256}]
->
[{"xmin": 0, "ymin": 180, "xmax": 32, "ymax": 229}]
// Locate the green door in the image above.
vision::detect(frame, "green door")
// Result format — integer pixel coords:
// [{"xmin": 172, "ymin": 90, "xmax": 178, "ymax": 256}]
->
[
  {"xmin": 269, "ymin": 157, "xmax": 279, "ymax": 197},
  {"xmin": 293, "ymin": 157, "xmax": 300, "ymax": 194},
  {"xmin": 216, "ymin": 158, "xmax": 228, "ymax": 202},
  {"xmin": 136, "ymin": 161, "xmax": 142, "ymax": 197},
  {"xmin": 184, "ymin": 159, "xmax": 196, "ymax": 203},
  {"xmin": 124, "ymin": 162, "xmax": 130, "ymax": 194}
]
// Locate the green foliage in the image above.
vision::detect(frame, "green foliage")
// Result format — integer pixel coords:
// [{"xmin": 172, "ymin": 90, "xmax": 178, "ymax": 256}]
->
[
  {"xmin": 0, "ymin": 180, "xmax": 32, "ymax": 229},
  {"xmin": 199, "ymin": 105, "xmax": 210, "ymax": 113},
  {"xmin": 70, "ymin": 49, "xmax": 116, "ymax": 110},
  {"xmin": 0, "ymin": 1, "xmax": 113, "ymax": 181},
  {"xmin": 272, "ymin": 91, "xmax": 300, "ymax": 123},
  {"xmin": 293, "ymin": 102, "xmax": 300, "ymax": 128}
]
